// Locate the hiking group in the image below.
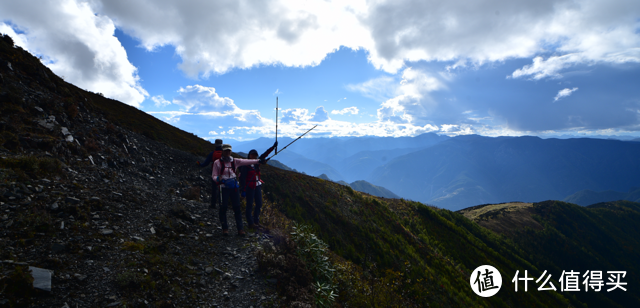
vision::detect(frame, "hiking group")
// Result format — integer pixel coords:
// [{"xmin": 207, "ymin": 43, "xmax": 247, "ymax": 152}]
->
[{"xmin": 197, "ymin": 139, "xmax": 276, "ymax": 236}]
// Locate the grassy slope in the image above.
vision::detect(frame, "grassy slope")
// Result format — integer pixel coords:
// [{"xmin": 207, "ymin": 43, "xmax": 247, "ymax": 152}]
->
[
  {"xmin": 261, "ymin": 166, "xmax": 572, "ymax": 307},
  {"xmin": 462, "ymin": 200, "xmax": 640, "ymax": 307},
  {"xmin": 349, "ymin": 180, "xmax": 400, "ymax": 198}
]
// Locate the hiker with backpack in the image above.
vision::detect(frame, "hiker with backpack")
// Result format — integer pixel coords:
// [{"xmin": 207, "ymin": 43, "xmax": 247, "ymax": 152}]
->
[
  {"xmin": 238, "ymin": 142, "xmax": 277, "ymax": 229},
  {"xmin": 212, "ymin": 144, "xmax": 267, "ymax": 236},
  {"xmin": 197, "ymin": 139, "xmax": 224, "ymax": 209}
]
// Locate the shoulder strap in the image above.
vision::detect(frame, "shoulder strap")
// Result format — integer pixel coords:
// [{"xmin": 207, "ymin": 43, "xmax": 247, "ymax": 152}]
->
[{"xmin": 218, "ymin": 158, "xmax": 237, "ymax": 178}]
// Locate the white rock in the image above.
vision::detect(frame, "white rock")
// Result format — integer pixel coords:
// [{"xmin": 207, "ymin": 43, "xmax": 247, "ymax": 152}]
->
[{"xmin": 29, "ymin": 266, "xmax": 53, "ymax": 292}]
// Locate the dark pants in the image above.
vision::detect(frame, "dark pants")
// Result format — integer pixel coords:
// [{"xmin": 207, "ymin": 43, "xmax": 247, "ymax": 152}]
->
[
  {"xmin": 220, "ymin": 187, "xmax": 243, "ymax": 231},
  {"xmin": 210, "ymin": 180, "xmax": 219, "ymax": 208},
  {"xmin": 245, "ymin": 185, "xmax": 263, "ymax": 226}
]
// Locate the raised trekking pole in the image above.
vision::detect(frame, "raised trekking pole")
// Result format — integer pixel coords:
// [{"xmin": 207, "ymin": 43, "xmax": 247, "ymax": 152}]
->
[
  {"xmin": 266, "ymin": 125, "xmax": 317, "ymax": 161},
  {"xmin": 275, "ymin": 97, "xmax": 278, "ymax": 154}
]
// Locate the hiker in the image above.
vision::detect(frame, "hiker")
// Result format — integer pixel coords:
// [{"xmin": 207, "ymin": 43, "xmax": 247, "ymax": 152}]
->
[
  {"xmin": 197, "ymin": 139, "xmax": 223, "ymax": 209},
  {"xmin": 238, "ymin": 142, "xmax": 277, "ymax": 229},
  {"xmin": 212, "ymin": 144, "xmax": 266, "ymax": 236}
]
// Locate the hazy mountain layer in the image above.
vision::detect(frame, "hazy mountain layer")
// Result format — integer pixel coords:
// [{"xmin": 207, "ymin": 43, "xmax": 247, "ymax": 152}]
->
[
  {"xmin": 232, "ymin": 135, "xmax": 447, "ymax": 182},
  {"xmin": 368, "ymin": 135, "xmax": 640, "ymax": 210},
  {"xmin": 563, "ymin": 187, "xmax": 640, "ymax": 206}
]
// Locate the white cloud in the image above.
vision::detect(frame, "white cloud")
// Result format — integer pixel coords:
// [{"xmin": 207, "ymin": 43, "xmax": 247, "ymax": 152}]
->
[
  {"xmin": 223, "ymin": 119, "xmax": 442, "ymax": 139},
  {"xmin": 4, "ymin": 0, "xmax": 639, "ymax": 85},
  {"xmin": 508, "ymin": 1, "xmax": 640, "ymax": 79},
  {"xmin": 376, "ymin": 67, "xmax": 445, "ymax": 124},
  {"xmin": 0, "ymin": 0, "xmax": 148, "ymax": 107},
  {"xmin": 280, "ymin": 108, "xmax": 310, "ymax": 123},
  {"xmin": 147, "ymin": 85, "xmax": 271, "ymax": 128},
  {"xmin": 90, "ymin": 0, "xmax": 371, "ymax": 77},
  {"xmin": 309, "ymin": 106, "xmax": 330, "ymax": 122},
  {"xmin": 554, "ymin": 87, "xmax": 579, "ymax": 101},
  {"xmin": 0, "ymin": 24, "xmax": 29, "ymax": 49},
  {"xmin": 346, "ymin": 76, "xmax": 397, "ymax": 101},
  {"xmin": 331, "ymin": 107, "xmax": 359, "ymax": 115},
  {"xmin": 173, "ymin": 85, "xmax": 236, "ymax": 113},
  {"xmin": 363, "ymin": 0, "xmax": 640, "ymax": 74},
  {"xmin": 151, "ymin": 95, "xmax": 171, "ymax": 107}
]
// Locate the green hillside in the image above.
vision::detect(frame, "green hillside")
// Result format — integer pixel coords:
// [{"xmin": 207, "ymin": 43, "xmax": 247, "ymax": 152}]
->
[
  {"xmin": 349, "ymin": 180, "xmax": 400, "ymax": 199},
  {"xmin": 460, "ymin": 200, "xmax": 640, "ymax": 307},
  {"xmin": 260, "ymin": 167, "xmax": 575, "ymax": 307}
]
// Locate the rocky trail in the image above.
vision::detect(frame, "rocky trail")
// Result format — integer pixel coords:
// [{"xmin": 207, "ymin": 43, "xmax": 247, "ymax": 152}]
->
[{"xmin": 1, "ymin": 118, "xmax": 282, "ymax": 307}]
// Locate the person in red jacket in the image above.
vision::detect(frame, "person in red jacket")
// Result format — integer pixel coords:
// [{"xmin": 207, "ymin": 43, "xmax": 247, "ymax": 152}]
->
[
  {"xmin": 238, "ymin": 142, "xmax": 276, "ymax": 229},
  {"xmin": 212, "ymin": 144, "xmax": 266, "ymax": 236},
  {"xmin": 197, "ymin": 139, "xmax": 223, "ymax": 209}
]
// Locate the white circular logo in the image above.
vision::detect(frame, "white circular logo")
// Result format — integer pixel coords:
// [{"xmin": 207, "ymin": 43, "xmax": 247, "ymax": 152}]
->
[{"xmin": 470, "ymin": 265, "xmax": 502, "ymax": 297}]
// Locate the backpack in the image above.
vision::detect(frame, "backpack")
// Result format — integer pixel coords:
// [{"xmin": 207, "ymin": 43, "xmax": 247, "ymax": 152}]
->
[
  {"xmin": 217, "ymin": 158, "xmax": 237, "ymax": 188},
  {"xmin": 239, "ymin": 164, "xmax": 261, "ymax": 192},
  {"xmin": 207, "ymin": 149, "xmax": 224, "ymax": 178}
]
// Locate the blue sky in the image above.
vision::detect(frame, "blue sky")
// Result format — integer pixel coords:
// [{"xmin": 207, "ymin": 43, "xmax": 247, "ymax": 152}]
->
[{"xmin": 2, "ymin": 0, "xmax": 640, "ymax": 141}]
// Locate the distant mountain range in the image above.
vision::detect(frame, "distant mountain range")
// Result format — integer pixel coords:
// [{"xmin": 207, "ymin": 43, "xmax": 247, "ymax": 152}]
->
[
  {"xmin": 236, "ymin": 134, "xmax": 640, "ymax": 210},
  {"xmin": 230, "ymin": 133, "xmax": 448, "ymax": 182},
  {"xmin": 316, "ymin": 174, "xmax": 400, "ymax": 199},
  {"xmin": 348, "ymin": 180, "xmax": 400, "ymax": 199},
  {"xmin": 564, "ymin": 187, "xmax": 640, "ymax": 206},
  {"xmin": 369, "ymin": 135, "xmax": 640, "ymax": 210}
]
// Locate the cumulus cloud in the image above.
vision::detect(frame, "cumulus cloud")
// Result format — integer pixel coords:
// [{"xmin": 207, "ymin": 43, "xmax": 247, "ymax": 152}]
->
[
  {"xmin": 278, "ymin": 106, "xmax": 331, "ymax": 123},
  {"xmin": 147, "ymin": 85, "xmax": 271, "ymax": 130},
  {"xmin": 309, "ymin": 106, "xmax": 330, "ymax": 122},
  {"xmin": 280, "ymin": 108, "xmax": 310, "ymax": 123},
  {"xmin": 554, "ymin": 87, "xmax": 579, "ymax": 101},
  {"xmin": 173, "ymin": 85, "xmax": 236, "ymax": 113},
  {"xmin": 4, "ymin": 0, "xmax": 639, "ymax": 86},
  {"xmin": 90, "ymin": 0, "xmax": 371, "ymax": 77},
  {"xmin": 331, "ymin": 107, "xmax": 359, "ymax": 115},
  {"xmin": 0, "ymin": 0, "xmax": 148, "ymax": 107},
  {"xmin": 363, "ymin": 0, "xmax": 640, "ymax": 74}
]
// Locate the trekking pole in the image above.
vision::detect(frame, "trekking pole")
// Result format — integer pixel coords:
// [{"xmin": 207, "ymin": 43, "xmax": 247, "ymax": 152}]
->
[
  {"xmin": 266, "ymin": 125, "xmax": 317, "ymax": 161},
  {"xmin": 275, "ymin": 97, "xmax": 278, "ymax": 154},
  {"xmin": 219, "ymin": 179, "xmax": 223, "ymax": 208}
]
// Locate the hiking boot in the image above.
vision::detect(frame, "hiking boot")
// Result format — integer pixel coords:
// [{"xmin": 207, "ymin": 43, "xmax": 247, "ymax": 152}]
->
[
  {"xmin": 238, "ymin": 230, "xmax": 246, "ymax": 237},
  {"xmin": 222, "ymin": 229, "xmax": 229, "ymax": 236}
]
